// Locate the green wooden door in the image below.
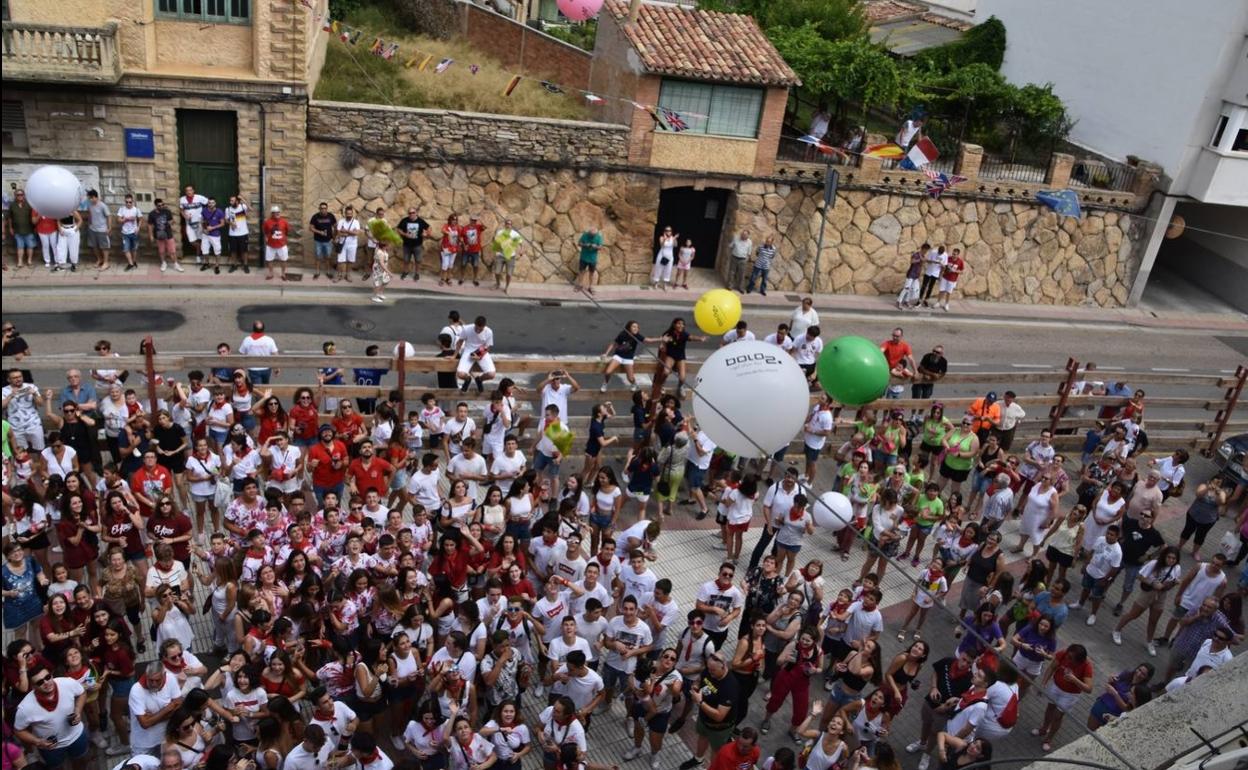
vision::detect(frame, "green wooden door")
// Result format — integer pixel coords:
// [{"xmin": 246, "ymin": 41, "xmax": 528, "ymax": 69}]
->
[{"xmin": 176, "ymin": 109, "xmax": 238, "ymax": 204}]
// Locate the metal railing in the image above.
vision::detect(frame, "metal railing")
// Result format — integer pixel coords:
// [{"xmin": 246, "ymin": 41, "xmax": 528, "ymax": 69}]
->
[
  {"xmin": 1070, "ymin": 158, "xmax": 1141, "ymax": 193},
  {"xmin": 978, "ymin": 151, "xmax": 1049, "ymax": 183},
  {"xmin": 1, "ymin": 21, "xmax": 122, "ymax": 83}
]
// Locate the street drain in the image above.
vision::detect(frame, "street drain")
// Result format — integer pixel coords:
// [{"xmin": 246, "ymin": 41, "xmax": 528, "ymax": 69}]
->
[{"xmin": 346, "ymin": 318, "xmax": 377, "ymax": 333}]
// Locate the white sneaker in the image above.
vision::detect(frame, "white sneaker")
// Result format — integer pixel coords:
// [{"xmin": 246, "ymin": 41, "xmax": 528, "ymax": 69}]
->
[
  {"xmin": 91, "ymin": 732, "xmax": 108, "ymax": 748},
  {"xmin": 623, "ymin": 747, "xmax": 644, "ymax": 761},
  {"xmin": 371, "ymin": 295, "xmax": 384, "ymax": 303},
  {"xmin": 160, "ymin": 263, "xmax": 168, "ymax": 272},
  {"xmin": 1067, "ymin": 601, "xmax": 1082, "ymax": 609},
  {"xmin": 106, "ymin": 743, "xmax": 129, "ymax": 757},
  {"xmin": 1148, "ymin": 642, "xmax": 1158, "ymax": 657},
  {"xmin": 51, "ymin": 545, "xmax": 62, "ymax": 553},
  {"xmin": 651, "ymin": 756, "xmax": 661, "ymax": 770},
  {"xmin": 600, "ymin": 382, "xmax": 608, "ymax": 393},
  {"xmin": 906, "ymin": 742, "xmax": 925, "ymax": 754},
  {"xmin": 533, "ymin": 683, "xmax": 545, "ymax": 698},
  {"xmin": 918, "ymin": 755, "xmax": 931, "ymax": 770},
  {"xmin": 174, "ymin": 263, "xmax": 185, "ymax": 272},
  {"xmin": 391, "ymin": 736, "xmax": 405, "ymax": 751},
  {"xmin": 1112, "ymin": 630, "xmax": 1122, "ymax": 645},
  {"xmin": 1086, "ymin": 614, "xmax": 1097, "ymax": 626}
]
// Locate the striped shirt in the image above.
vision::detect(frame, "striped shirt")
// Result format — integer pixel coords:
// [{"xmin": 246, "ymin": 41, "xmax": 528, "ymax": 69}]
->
[{"xmin": 754, "ymin": 244, "xmax": 776, "ymax": 270}]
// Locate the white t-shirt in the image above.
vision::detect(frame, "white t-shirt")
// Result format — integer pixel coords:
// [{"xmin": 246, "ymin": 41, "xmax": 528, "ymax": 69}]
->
[
  {"xmin": 490, "ymin": 451, "xmax": 526, "ymax": 494},
  {"xmin": 225, "ymin": 203, "xmax": 249, "ymax": 236},
  {"xmin": 118, "ymin": 205, "xmax": 142, "ymax": 235},
  {"xmin": 924, "ymin": 249, "xmax": 947, "ymax": 277},
  {"xmin": 1179, "ymin": 564, "xmax": 1227, "ymax": 610},
  {"xmin": 640, "ymin": 591, "xmax": 680, "ymax": 649},
  {"xmin": 238, "ymin": 334, "xmax": 278, "ymax": 360},
  {"xmin": 460, "ymin": 325, "xmax": 494, "ymax": 353},
  {"xmin": 179, "ymin": 194, "xmax": 208, "ymax": 223},
  {"xmin": 533, "ymin": 592, "xmax": 573, "ymax": 643},
  {"xmin": 794, "ymin": 335, "xmax": 824, "ymax": 365},
  {"xmin": 1085, "ymin": 536, "xmax": 1123, "ymax": 579},
  {"xmin": 1186, "ymin": 639, "xmax": 1233, "ymax": 678},
  {"xmin": 721, "ymin": 329, "xmax": 756, "ymax": 344},
  {"xmin": 576, "ymin": 612, "xmax": 609, "ymax": 661},
  {"xmin": 308, "ymin": 700, "xmax": 357, "ymax": 747},
  {"xmin": 443, "ymin": 417, "xmax": 476, "ymax": 456},
  {"xmin": 540, "ymin": 383, "xmax": 574, "ymax": 423},
  {"xmin": 619, "ymin": 567, "xmax": 657, "ymax": 605},
  {"xmin": 776, "ymin": 508, "xmax": 814, "ymax": 547},
  {"xmin": 764, "ymin": 482, "xmax": 798, "ymax": 524},
  {"xmin": 602, "ymin": 616, "xmax": 653, "ymax": 673},
  {"xmin": 111, "ymin": 757, "xmax": 161, "ymax": 770},
  {"xmin": 547, "ymin": 635, "xmax": 592, "ymax": 665},
  {"xmin": 842, "ymin": 600, "xmax": 883, "ymax": 644},
  {"xmin": 569, "ymin": 580, "xmax": 612, "ymax": 615},
  {"xmin": 724, "ymin": 487, "xmax": 755, "ymax": 526},
  {"xmin": 14, "ymin": 677, "xmax": 86, "ymax": 749},
  {"xmin": 128, "ymin": 674, "xmax": 183, "ymax": 747},
  {"xmin": 447, "ymin": 452, "xmax": 488, "ymax": 499},
  {"xmin": 548, "ymin": 671, "xmax": 603, "ymax": 714},
  {"xmin": 789, "ymin": 306, "xmax": 819, "ymax": 339},
  {"xmin": 406, "ymin": 469, "xmax": 442, "ymax": 511},
  {"xmin": 185, "ymin": 453, "xmax": 221, "ymax": 497},
  {"xmin": 764, "ymin": 332, "xmax": 795, "ymax": 352},
  {"xmin": 695, "ymin": 581, "xmax": 745, "ymax": 632},
  {"xmin": 804, "ymin": 407, "xmax": 834, "ymax": 450},
  {"xmin": 688, "ymin": 431, "xmax": 715, "ymax": 470}
]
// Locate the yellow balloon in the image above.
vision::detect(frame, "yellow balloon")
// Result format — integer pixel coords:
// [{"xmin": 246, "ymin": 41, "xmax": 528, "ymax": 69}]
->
[{"xmin": 693, "ymin": 289, "xmax": 742, "ymax": 335}]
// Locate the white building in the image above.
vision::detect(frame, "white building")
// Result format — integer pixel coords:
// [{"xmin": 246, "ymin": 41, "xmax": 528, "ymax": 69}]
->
[{"xmin": 974, "ymin": 0, "xmax": 1248, "ymax": 311}]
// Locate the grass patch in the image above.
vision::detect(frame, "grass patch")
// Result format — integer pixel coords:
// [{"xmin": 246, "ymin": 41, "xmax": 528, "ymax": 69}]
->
[{"xmin": 314, "ymin": 4, "xmax": 590, "ymax": 120}]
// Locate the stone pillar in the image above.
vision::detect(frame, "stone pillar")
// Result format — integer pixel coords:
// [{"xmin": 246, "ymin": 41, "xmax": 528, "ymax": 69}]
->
[
  {"xmin": 857, "ymin": 153, "xmax": 883, "ymax": 184},
  {"xmin": 1046, "ymin": 152, "xmax": 1075, "ymax": 188},
  {"xmin": 1131, "ymin": 161, "xmax": 1163, "ymax": 197},
  {"xmin": 954, "ymin": 142, "xmax": 983, "ymax": 180}
]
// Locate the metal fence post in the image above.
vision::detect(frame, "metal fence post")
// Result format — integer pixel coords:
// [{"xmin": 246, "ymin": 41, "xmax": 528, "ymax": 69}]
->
[
  {"xmin": 142, "ymin": 335, "xmax": 158, "ymax": 416},
  {"xmin": 1048, "ymin": 357, "xmax": 1081, "ymax": 434},
  {"xmin": 1204, "ymin": 365, "xmax": 1247, "ymax": 457}
]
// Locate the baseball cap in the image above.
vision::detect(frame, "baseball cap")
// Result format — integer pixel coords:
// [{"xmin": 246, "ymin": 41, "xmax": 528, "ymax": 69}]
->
[
  {"xmin": 270, "ymin": 205, "xmax": 281, "ymax": 213},
  {"xmin": 985, "ymin": 391, "xmax": 998, "ymax": 405}
]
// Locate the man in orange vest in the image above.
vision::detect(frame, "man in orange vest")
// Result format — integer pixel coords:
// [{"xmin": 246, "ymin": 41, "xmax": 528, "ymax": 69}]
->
[{"xmin": 968, "ymin": 391, "xmax": 1002, "ymax": 443}]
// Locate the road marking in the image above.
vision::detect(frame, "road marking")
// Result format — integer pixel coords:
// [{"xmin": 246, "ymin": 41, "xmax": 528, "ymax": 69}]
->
[
  {"xmin": 949, "ymin": 362, "xmax": 980, "ymax": 367},
  {"xmin": 1097, "ymin": 365, "xmax": 1125, "ymax": 371},
  {"xmin": 1151, "ymin": 367, "xmax": 1190, "ymax": 372},
  {"xmin": 1011, "ymin": 363, "xmax": 1052, "ymax": 369},
  {"xmin": 1223, "ymin": 370, "xmax": 1237, "ymax": 374}
]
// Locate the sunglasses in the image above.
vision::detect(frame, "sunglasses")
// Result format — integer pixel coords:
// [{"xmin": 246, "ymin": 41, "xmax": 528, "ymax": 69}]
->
[
  {"xmin": 32, "ymin": 676, "xmax": 52, "ymax": 686},
  {"xmin": 506, "ymin": 606, "xmax": 522, "ymax": 613}
]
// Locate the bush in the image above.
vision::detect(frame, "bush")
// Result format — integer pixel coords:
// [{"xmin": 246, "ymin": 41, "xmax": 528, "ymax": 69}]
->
[
  {"xmin": 387, "ymin": 0, "xmax": 461, "ymax": 39},
  {"xmin": 913, "ymin": 16, "xmax": 1006, "ymax": 73},
  {"xmin": 543, "ymin": 20, "xmax": 597, "ymax": 51}
]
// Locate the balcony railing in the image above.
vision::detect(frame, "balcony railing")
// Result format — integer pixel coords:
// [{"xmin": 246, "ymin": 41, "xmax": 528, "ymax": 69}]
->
[{"xmin": 1, "ymin": 21, "xmax": 122, "ymax": 84}]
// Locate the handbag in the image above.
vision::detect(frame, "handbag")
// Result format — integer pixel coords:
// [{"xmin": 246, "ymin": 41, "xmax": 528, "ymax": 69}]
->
[
  {"xmin": 214, "ymin": 477, "xmax": 234, "ymax": 511},
  {"xmin": 655, "ymin": 449, "xmax": 677, "ymax": 497}
]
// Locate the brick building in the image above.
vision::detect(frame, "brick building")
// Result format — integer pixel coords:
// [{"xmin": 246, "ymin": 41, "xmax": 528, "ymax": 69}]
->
[
  {"xmin": 1, "ymin": 0, "xmax": 326, "ymax": 240},
  {"xmin": 590, "ymin": 0, "xmax": 799, "ymax": 178}
]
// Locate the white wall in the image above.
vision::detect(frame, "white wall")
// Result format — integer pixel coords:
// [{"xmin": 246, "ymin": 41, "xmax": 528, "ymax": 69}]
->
[{"xmin": 976, "ymin": 0, "xmax": 1248, "ymax": 181}]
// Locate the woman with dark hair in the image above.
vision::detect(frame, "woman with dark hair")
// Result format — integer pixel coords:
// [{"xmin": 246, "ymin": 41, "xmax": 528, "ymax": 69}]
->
[
  {"xmin": 10, "ymin": 485, "xmax": 51, "ymax": 573},
  {"xmin": 37, "ymin": 594, "xmax": 80, "ymax": 663},
  {"xmin": 882, "ymin": 640, "xmax": 928, "ymax": 717},
  {"xmin": 762, "ymin": 625, "xmax": 823, "ymax": 739},
  {"xmin": 481, "ymin": 700, "xmax": 531, "ymax": 770},
  {"xmin": 163, "ymin": 705, "xmax": 218, "ymax": 769},
  {"xmin": 55, "ymin": 493, "xmax": 99, "ymax": 586},
  {"xmin": 588, "ymin": 467, "xmax": 623, "ymax": 556},
  {"xmin": 1034, "ymin": 643, "xmax": 1094, "ymax": 752},
  {"xmin": 838, "ymin": 688, "xmax": 892, "ymax": 757},
  {"xmin": 1087, "ymin": 663, "xmax": 1154, "ymax": 730},
  {"xmin": 402, "ymin": 698, "xmax": 451, "ymax": 768},
  {"xmin": 730, "ymin": 616, "xmax": 767, "ymax": 724},
  {"xmin": 1112, "ymin": 545, "xmax": 1182, "ymax": 655},
  {"xmin": 827, "ymin": 637, "xmax": 883, "ymax": 712},
  {"xmin": 934, "ymin": 733, "xmax": 992, "ymax": 770},
  {"xmin": 352, "ymin": 637, "xmax": 389, "ymax": 736},
  {"xmin": 658, "ymin": 317, "xmax": 704, "ymax": 394}
]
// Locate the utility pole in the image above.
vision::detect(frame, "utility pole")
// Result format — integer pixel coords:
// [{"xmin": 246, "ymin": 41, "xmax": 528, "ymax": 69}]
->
[{"xmin": 811, "ymin": 165, "xmax": 839, "ymax": 294}]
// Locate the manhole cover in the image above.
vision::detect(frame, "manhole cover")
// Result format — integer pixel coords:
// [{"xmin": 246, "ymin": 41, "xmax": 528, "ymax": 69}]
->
[
  {"xmin": 786, "ymin": 294, "xmax": 802, "ymax": 302},
  {"xmin": 346, "ymin": 318, "xmax": 376, "ymax": 333}
]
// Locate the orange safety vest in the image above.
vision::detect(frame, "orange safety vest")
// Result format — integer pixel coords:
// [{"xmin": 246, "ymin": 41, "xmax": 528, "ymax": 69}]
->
[{"xmin": 968, "ymin": 398, "xmax": 1001, "ymax": 434}]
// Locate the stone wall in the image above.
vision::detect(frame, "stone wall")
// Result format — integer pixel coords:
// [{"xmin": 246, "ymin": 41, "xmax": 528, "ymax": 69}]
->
[
  {"xmin": 307, "ymin": 101, "xmax": 630, "ymax": 168},
  {"xmin": 304, "ymin": 139, "xmax": 1148, "ymax": 305}
]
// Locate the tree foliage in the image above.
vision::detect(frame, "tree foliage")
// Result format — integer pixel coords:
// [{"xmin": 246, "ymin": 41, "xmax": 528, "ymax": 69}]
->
[
  {"xmin": 912, "ymin": 16, "xmax": 1006, "ymax": 74},
  {"xmin": 702, "ymin": 0, "xmax": 867, "ymax": 42},
  {"xmin": 770, "ymin": 26, "xmax": 904, "ymax": 114}
]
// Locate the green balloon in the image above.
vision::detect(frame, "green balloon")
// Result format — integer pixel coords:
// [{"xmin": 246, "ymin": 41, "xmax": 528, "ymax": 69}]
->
[{"xmin": 817, "ymin": 335, "xmax": 891, "ymax": 406}]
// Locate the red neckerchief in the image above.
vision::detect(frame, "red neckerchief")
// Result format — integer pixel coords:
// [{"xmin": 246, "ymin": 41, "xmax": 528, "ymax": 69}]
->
[
  {"xmin": 457, "ymin": 731, "xmax": 475, "ymax": 748},
  {"xmin": 554, "ymin": 712, "xmax": 574, "ymax": 727},
  {"xmin": 12, "ymin": 505, "xmax": 26, "ymax": 521},
  {"xmin": 957, "ymin": 687, "xmax": 987, "ymax": 710},
  {"xmin": 66, "ymin": 664, "xmax": 89, "ymax": 681},
  {"xmin": 235, "ymin": 382, "xmax": 248, "ymax": 395},
  {"xmin": 801, "ymin": 565, "xmax": 817, "ymax": 581},
  {"xmin": 164, "ymin": 657, "xmax": 187, "ymax": 674},
  {"xmin": 788, "ymin": 506, "xmax": 806, "ymax": 522},
  {"xmin": 246, "ymin": 547, "xmax": 267, "ymax": 560},
  {"xmin": 957, "ymin": 533, "xmax": 976, "ymax": 548},
  {"xmin": 249, "ymin": 332, "xmax": 265, "ymax": 341},
  {"xmin": 926, "ymin": 568, "xmax": 945, "ymax": 584},
  {"xmin": 156, "ymin": 560, "xmax": 175, "ymax": 573},
  {"xmin": 313, "ymin": 705, "xmax": 336, "ymax": 721},
  {"xmin": 714, "ymin": 579, "xmax": 732, "ymax": 591},
  {"xmin": 361, "ymin": 749, "xmax": 381, "ymax": 764},
  {"xmin": 34, "ymin": 682, "xmax": 59, "ymax": 711}
]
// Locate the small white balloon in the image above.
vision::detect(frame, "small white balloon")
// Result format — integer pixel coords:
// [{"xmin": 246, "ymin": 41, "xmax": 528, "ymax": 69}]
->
[
  {"xmin": 692, "ymin": 340, "xmax": 810, "ymax": 458},
  {"xmin": 25, "ymin": 165, "xmax": 83, "ymax": 220},
  {"xmin": 812, "ymin": 491, "xmax": 852, "ymax": 532},
  {"xmin": 392, "ymin": 342, "xmax": 416, "ymax": 358}
]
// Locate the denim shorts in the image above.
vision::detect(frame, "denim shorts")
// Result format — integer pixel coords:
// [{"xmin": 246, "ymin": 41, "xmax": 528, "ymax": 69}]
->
[
  {"xmin": 533, "ymin": 451, "xmax": 560, "ymax": 477},
  {"xmin": 13, "ymin": 233, "xmax": 37, "ymax": 249},
  {"xmin": 461, "ymin": 251, "xmax": 480, "ymax": 266},
  {"xmin": 315, "ymin": 241, "xmax": 333, "ymax": 258},
  {"xmin": 601, "ymin": 663, "xmax": 629, "ymax": 690},
  {"xmin": 685, "ymin": 461, "xmax": 707, "ymax": 489},
  {"xmin": 40, "ymin": 729, "xmax": 90, "ymax": 766},
  {"xmin": 122, "ymin": 232, "xmax": 139, "ymax": 252}
]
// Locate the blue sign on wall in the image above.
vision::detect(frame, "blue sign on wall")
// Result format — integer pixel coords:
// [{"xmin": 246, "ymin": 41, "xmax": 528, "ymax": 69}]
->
[{"xmin": 124, "ymin": 128, "xmax": 155, "ymax": 159}]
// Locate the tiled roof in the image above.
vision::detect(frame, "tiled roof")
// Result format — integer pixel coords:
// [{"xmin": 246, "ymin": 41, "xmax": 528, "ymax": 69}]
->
[
  {"xmin": 920, "ymin": 11, "xmax": 974, "ymax": 31},
  {"xmin": 861, "ymin": 0, "xmax": 926, "ymax": 23},
  {"xmin": 604, "ymin": 0, "xmax": 800, "ymax": 87}
]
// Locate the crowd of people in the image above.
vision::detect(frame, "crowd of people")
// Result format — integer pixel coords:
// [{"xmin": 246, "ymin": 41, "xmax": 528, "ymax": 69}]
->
[{"xmin": 1, "ymin": 307, "xmax": 1246, "ymax": 770}]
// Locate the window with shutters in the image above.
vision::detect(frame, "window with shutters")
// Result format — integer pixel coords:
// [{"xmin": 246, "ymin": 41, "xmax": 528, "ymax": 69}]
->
[
  {"xmin": 156, "ymin": 0, "xmax": 249, "ymax": 24},
  {"xmin": 658, "ymin": 79, "xmax": 764, "ymax": 139},
  {"xmin": 2, "ymin": 101, "xmax": 29, "ymax": 152}
]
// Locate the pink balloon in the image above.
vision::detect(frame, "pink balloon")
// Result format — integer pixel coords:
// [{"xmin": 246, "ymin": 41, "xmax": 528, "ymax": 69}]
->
[{"xmin": 556, "ymin": 0, "xmax": 603, "ymax": 21}]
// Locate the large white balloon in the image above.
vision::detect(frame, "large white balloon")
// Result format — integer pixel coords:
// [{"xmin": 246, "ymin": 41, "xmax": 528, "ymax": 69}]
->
[
  {"xmin": 812, "ymin": 491, "xmax": 852, "ymax": 532},
  {"xmin": 692, "ymin": 339, "xmax": 810, "ymax": 458},
  {"xmin": 25, "ymin": 165, "xmax": 83, "ymax": 219}
]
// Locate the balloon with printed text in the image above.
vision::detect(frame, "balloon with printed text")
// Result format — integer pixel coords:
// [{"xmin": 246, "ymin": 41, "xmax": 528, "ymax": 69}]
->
[{"xmin": 693, "ymin": 289, "xmax": 742, "ymax": 336}]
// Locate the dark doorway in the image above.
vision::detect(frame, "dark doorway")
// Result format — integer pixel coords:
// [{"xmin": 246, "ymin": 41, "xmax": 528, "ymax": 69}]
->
[
  {"xmin": 176, "ymin": 109, "xmax": 238, "ymax": 203},
  {"xmin": 654, "ymin": 186, "xmax": 730, "ymax": 269}
]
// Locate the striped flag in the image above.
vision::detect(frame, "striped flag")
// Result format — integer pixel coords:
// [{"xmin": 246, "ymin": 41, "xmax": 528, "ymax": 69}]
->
[
  {"xmin": 502, "ymin": 75, "xmax": 522, "ymax": 97},
  {"xmin": 434, "ymin": 58, "xmax": 454, "ymax": 73},
  {"xmin": 900, "ymin": 137, "xmax": 940, "ymax": 170},
  {"xmin": 865, "ymin": 143, "xmax": 906, "ymax": 159},
  {"xmin": 923, "ymin": 168, "xmax": 967, "ymax": 198},
  {"xmin": 584, "ymin": 93, "xmax": 604, "ymax": 105},
  {"xmin": 797, "ymin": 134, "xmax": 844, "ymax": 157}
]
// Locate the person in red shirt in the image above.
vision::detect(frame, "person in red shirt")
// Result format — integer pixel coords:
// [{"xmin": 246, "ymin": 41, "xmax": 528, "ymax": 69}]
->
[
  {"xmin": 880, "ymin": 327, "xmax": 916, "ymax": 379},
  {"xmin": 307, "ymin": 424, "xmax": 349, "ymax": 504},
  {"xmin": 347, "ymin": 439, "xmax": 394, "ymax": 499},
  {"xmin": 439, "ymin": 213, "xmax": 460, "ymax": 287},
  {"xmin": 32, "ymin": 209, "xmax": 61, "ymax": 268},
  {"xmin": 146, "ymin": 496, "xmax": 194, "ymax": 567},
  {"xmin": 130, "ymin": 449, "xmax": 174, "ymax": 517},
  {"xmin": 936, "ymin": 247, "xmax": 966, "ymax": 311},
  {"xmin": 709, "ymin": 727, "xmax": 761, "ymax": 770},
  {"xmin": 1035, "ymin": 643, "xmax": 1094, "ymax": 751},
  {"xmin": 458, "ymin": 214, "xmax": 485, "ymax": 287},
  {"xmin": 288, "ymin": 386, "xmax": 320, "ymax": 448},
  {"xmin": 262, "ymin": 205, "xmax": 290, "ymax": 282},
  {"xmin": 429, "ymin": 530, "xmax": 484, "ymax": 599}
]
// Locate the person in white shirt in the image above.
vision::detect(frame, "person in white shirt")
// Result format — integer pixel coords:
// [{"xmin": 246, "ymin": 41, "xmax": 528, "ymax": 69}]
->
[
  {"xmin": 224, "ymin": 193, "xmax": 251, "ymax": 273},
  {"xmin": 406, "ymin": 453, "xmax": 444, "ymax": 514},
  {"xmin": 538, "ymin": 371, "xmax": 579, "ymax": 426},
  {"xmin": 683, "ymin": 424, "xmax": 716, "ymax": 520},
  {"xmin": 442, "ymin": 403, "xmax": 477, "ymax": 461},
  {"xmin": 1069, "ymin": 526, "xmax": 1123, "ymax": 626},
  {"xmin": 117, "ymin": 195, "xmax": 143, "ymax": 271},
  {"xmin": 13, "ymin": 670, "xmax": 88, "ymax": 767},
  {"xmin": 350, "ymin": 731, "xmax": 395, "ymax": 770},
  {"xmin": 335, "ymin": 205, "xmax": 362, "ymax": 280},
  {"xmin": 569, "ymin": 562, "xmax": 612, "ymax": 615},
  {"xmin": 456, "ymin": 316, "xmax": 496, "ymax": 392},
  {"xmin": 283, "ymin": 724, "xmax": 331, "ymax": 770},
  {"xmin": 238, "ymin": 321, "xmax": 278, "ymax": 385},
  {"xmin": 549, "ymin": 650, "xmax": 604, "ymax": 720},
  {"xmin": 920, "ymin": 246, "xmax": 947, "ymax": 306},
  {"xmin": 178, "ymin": 185, "xmax": 208, "ymax": 253},
  {"xmin": 803, "ymin": 396, "xmax": 835, "ymax": 482},
  {"xmin": 446, "ymin": 437, "xmax": 488, "ymax": 500},
  {"xmin": 720, "ymin": 321, "xmax": 755, "ymax": 346},
  {"xmin": 695, "ymin": 564, "xmax": 746, "ymax": 649},
  {"xmin": 639, "ymin": 579, "xmax": 680, "ymax": 650},
  {"xmin": 763, "ymin": 323, "xmax": 795, "ymax": 353},
  {"xmin": 618, "ymin": 550, "xmax": 658, "ymax": 610},
  {"xmin": 128, "ymin": 662, "xmax": 183, "ymax": 756},
  {"xmin": 789, "ymin": 297, "xmax": 819, "ymax": 339},
  {"xmin": 601, "ymin": 595, "xmax": 654, "ymax": 705},
  {"xmin": 489, "ymin": 435, "xmax": 526, "ymax": 495},
  {"xmin": 793, "ymin": 326, "xmax": 824, "ymax": 386}
]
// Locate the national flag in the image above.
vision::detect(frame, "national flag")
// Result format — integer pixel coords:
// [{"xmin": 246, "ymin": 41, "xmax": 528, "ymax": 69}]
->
[
  {"xmin": 383, "ymin": 43, "xmax": 400, "ymax": 60},
  {"xmin": 923, "ymin": 169, "xmax": 967, "ymax": 198},
  {"xmin": 865, "ymin": 143, "xmax": 906, "ymax": 159},
  {"xmin": 503, "ymin": 75, "xmax": 522, "ymax": 97},
  {"xmin": 434, "ymin": 58, "xmax": 454, "ymax": 73},
  {"xmin": 348, "ymin": 29, "xmax": 362, "ymax": 44},
  {"xmin": 469, "ymin": 64, "xmax": 479, "ymax": 75},
  {"xmin": 331, "ymin": 20, "xmax": 341, "ymax": 33},
  {"xmin": 417, "ymin": 54, "xmax": 434, "ymax": 71},
  {"xmin": 369, "ymin": 37, "xmax": 384, "ymax": 55},
  {"xmin": 899, "ymin": 137, "xmax": 939, "ymax": 170},
  {"xmin": 1035, "ymin": 189, "xmax": 1082, "ymax": 219},
  {"xmin": 541, "ymin": 81, "xmax": 563, "ymax": 94},
  {"xmin": 797, "ymin": 134, "xmax": 843, "ymax": 157},
  {"xmin": 322, "ymin": 18, "xmax": 332, "ymax": 31},
  {"xmin": 659, "ymin": 107, "xmax": 688, "ymax": 132},
  {"xmin": 404, "ymin": 54, "xmax": 419, "ymax": 68},
  {"xmin": 584, "ymin": 93, "xmax": 604, "ymax": 105}
]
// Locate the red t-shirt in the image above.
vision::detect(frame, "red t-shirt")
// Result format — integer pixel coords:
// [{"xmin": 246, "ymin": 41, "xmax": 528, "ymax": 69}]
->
[
  {"xmin": 461, "ymin": 223, "xmax": 484, "ymax": 254},
  {"xmin": 942, "ymin": 255, "xmax": 965, "ymax": 282},
  {"xmin": 56, "ymin": 518, "xmax": 99, "ymax": 569},
  {"xmin": 263, "ymin": 217, "xmax": 289, "ymax": 248},
  {"xmin": 880, "ymin": 339, "xmax": 913, "ymax": 369},
  {"xmin": 307, "ymin": 439, "xmax": 349, "ymax": 489},
  {"xmin": 332, "ymin": 413, "xmax": 365, "ymax": 443},
  {"xmin": 105, "ymin": 511, "xmax": 143, "ymax": 555},
  {"xmin": 288, "ymin": 403, "xmax": 320, "ymax": 442},
  {"xmin": 130, "ymin": 465, "xmax": 174, "ymax": 516},
  {"xmin": 710, "ymin": 741, "xmax": 761, "ymax": 770},
  {"xmin": 348, "ymin": 457, "xmax": 394, "ymax": 497},
  {"xmin": 1052, "ymin": 648, "xmax": 1093, "ymax": 693},
  {"xmin": 440, "ymin": 224, "xmax": 460, "ymax": 253},
  {"xmin": 33, "ymin": 212, "xmax": 59, "ymax": 235},
  {"xmin": 147, "ymin": 512, "xmax": 194, "ymax": 561}
]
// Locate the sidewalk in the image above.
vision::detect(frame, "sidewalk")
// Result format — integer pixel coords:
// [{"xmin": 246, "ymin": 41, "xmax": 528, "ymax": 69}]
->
[{"xmin": 4, "ymin": 261, "xmax": 1247, "ymax": 333}]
